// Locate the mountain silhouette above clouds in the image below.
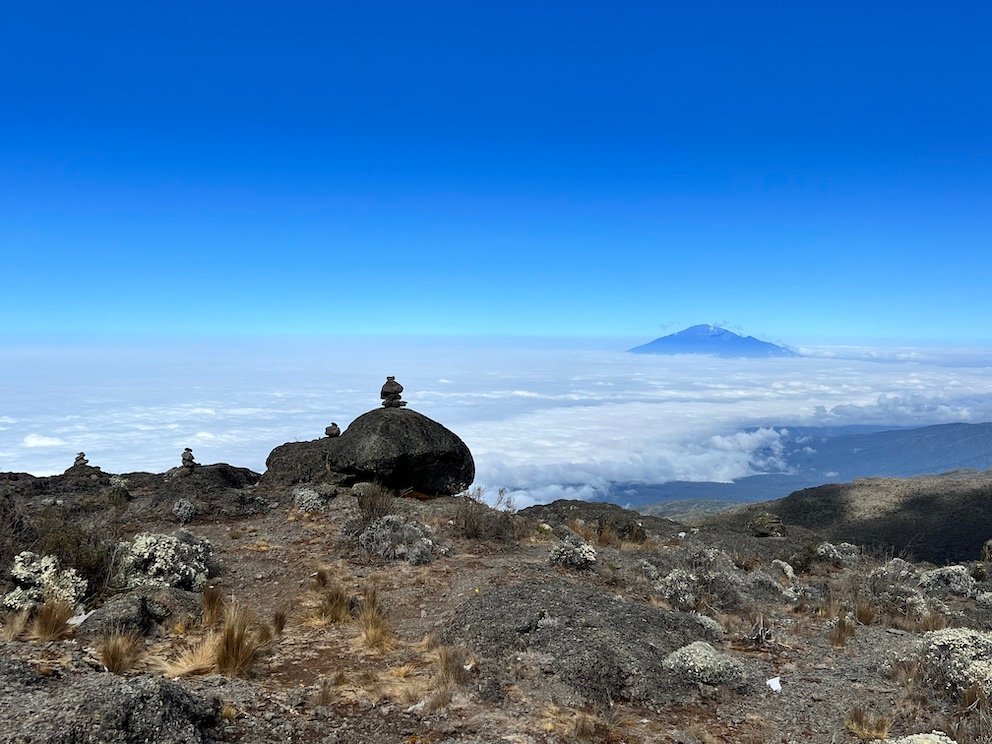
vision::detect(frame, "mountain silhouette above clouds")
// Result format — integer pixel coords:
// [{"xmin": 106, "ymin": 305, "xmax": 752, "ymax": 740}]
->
[{"xmin": 628, "ymin": 324, "xmax": 799, "ymax": 358}]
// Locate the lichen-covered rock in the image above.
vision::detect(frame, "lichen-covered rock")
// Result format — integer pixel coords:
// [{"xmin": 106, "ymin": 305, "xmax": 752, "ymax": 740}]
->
[
  {"xmin": 919, "ymin": 565, "xmax": 977, "ymax": 597},
  {"xmin": 263, "ymin": 407, "xmax": 474, "ymax": 495},
  {"xmin": 358, "ymin": 515, "xmax": 438, "ymax": 565},
  {"xmin": 3, "ymin": 551, "xmax": 88, "ymax": 611},
  {"xmin": 917, "ymin": 627, "xmax": 992, "ymax": 695},
  {"xmin": 549, "ymin": 535, "xmax": 597, "ymax": 570},
  {"xmin": 663, "ymin": 641, "xmax": 746, "ymax": 687},
  {"xmin": 771, "ymin": 559, "xmax": 796, "ymax": 583},
  {"xmin": 292, "ymin": 485, "xmax": 328, "ymax": 513},
  {"xmin": 887, "ymin": 734, "xmax": 957, "ymax": 744},
  {"xmin": 0, "ymin": 656, "xmax": 218, "ymax": 743},
  {"xmin": 442, "ymin": 579, "xmax": 721, "ymax": 706},
  {"xmin": 816, "ymin": 541, "xmax": 861, "ymax": 563},
  {"xmin": 171, "ymin": 498, "xmax": 196, "ymax": 524},
  {"xmin": 117, "ymin": 531, "xmax": 213, "ymax": 591}
]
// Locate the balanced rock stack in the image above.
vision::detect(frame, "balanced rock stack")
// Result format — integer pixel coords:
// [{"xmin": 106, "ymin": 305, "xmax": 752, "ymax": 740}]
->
[
  {"xmin": 263, "ymin": 376, "xmax": 474, "ymax": 496},
  {"xmin": 380, "ymin": 376, "xmax": 407, "ymax": 408}
]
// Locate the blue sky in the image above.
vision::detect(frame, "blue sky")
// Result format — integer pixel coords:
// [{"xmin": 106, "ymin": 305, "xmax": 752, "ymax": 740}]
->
[{"xmin": 2, "ymin": 2, "xmax": 990, "ymax": 342}]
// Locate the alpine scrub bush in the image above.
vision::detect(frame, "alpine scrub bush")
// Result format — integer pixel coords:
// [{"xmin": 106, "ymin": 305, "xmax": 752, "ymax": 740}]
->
[
  {"xmin": 549, "ymin": 535, "xmax": 597, "ymax": 570},
  {"xmin": 3, "ymin": 551, "xmax": 88, "ymax": 612},
  {"xmin": 117, "ymin": 531, "xmax": 212, "ymax": 591}
]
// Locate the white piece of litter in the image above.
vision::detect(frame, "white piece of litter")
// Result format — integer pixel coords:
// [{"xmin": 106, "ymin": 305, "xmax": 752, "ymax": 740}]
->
[{"xmin": 766, "ymin": 676, "xmax": 782, "ymax": 692}]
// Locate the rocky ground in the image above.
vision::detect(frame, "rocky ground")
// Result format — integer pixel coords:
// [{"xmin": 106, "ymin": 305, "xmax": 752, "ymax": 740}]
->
[{"xmin": 3, "ymin": 461, "xmax": 992, "ymax": 743}]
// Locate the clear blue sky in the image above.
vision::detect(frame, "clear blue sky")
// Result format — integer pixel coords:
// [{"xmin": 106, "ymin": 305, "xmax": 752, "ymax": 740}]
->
[{"xmin": 2, "ymin": 2, "xmax": 990, "ymax": 343}]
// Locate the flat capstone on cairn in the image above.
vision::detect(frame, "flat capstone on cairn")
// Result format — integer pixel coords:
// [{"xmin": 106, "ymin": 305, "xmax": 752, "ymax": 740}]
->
[{"xmin": 380, "ymin": 376, "xmax": 407, "ymax": 408}]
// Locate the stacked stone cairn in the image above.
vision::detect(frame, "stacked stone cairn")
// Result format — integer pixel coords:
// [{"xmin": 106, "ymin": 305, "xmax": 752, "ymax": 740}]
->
[{"xmin": 380, "ymin": 376, "xmax": 407, "ymax": 408}]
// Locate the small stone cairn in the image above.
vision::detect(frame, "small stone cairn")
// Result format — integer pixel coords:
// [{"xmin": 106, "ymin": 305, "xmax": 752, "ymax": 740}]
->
[
  {"xmin": 380, "ymin": 376, "xmax": 407, "ymax": 408},
  {"xmin": 73, "ymin": 452, "xmax": 89, "ymax": 468},
  {"xmin": 324, "ymin": 422, "xmax": 341, "ymax": 438},
  {"xmin": 181, "ymin": 447, "xmax": 197, "ymax": 471}
]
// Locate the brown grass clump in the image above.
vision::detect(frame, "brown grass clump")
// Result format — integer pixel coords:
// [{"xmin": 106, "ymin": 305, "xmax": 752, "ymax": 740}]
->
[
  {"xmin": 272, "ymin": 608, "xmax": 287, "ymax": 635},
  {"xmin": 567, "ymin": 519, "xmax": 597, "ymax": 543},
  {"xmin": 356, "ymin": 585, "xmax": 393, "ymax": 650},
  {"xmin": 215, "ymin": 604, "xmax": 266, "ymax": 677},
  {"xmin": 884, "ymin": 609, "xmax": 951, "ymax": 633},
  {"xmin": 201, "ymin": 586, "xmax": 225, "ymax": 626},
  {"xmin": 162, "ymin": 633, "xmax": 220, "ymax": 678},
  {"xmin": 435, "ymin": 645, "xmax": 473, "ymax": 687},
  {"xmin": 310, "ymin": 676, "xmax": 346, "ymax": 708},
  {"xmin": 306, "ymin": 583, "xmax": 352, "ymax": 627},
  {"xmin": 828, "ymin": 616, "xmax": 856, "ymax": 647},
  {"xmin": 854, "ymin": 600, "xmax": 877, "ymax": 625},
  {"xmin": 356, "ymin": 483, "xmax": 395, "ymax": 523},
  {"xmin": 844, "ymin": 706, "xmax": 891, "ymax": 740},
  {"xmin": 220, "ymin": 703, "xmax": 237, "ymax": 721},
  {"xmin": 28, "ymin": 600, "xmax": 75, "ymax": 642},
  {"xmin": 1, "ymin": 610, "xmax": 29, "ymax": 641},
  {"xmin": 99, "ymin": 629, "xmax": 143, "ymax": 674}
]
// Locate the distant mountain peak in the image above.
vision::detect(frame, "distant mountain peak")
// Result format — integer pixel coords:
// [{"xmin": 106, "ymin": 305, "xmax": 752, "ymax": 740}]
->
[{"xmin": 628, "ymin": 325, "xmax": 798, "ymax": 358}]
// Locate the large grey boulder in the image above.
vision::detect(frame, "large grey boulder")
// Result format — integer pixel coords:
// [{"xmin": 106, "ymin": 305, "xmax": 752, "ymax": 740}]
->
[
  {"xmin": 0, "ymin": 656, "xmax": 217, "ymax": 743},
  {"xmin": 263, "ymin": 407, "xmax": 475, "ymax": 496},
  {"xmin": 442, "ymin": 579, "xmax": 722, "ymax": 706}
]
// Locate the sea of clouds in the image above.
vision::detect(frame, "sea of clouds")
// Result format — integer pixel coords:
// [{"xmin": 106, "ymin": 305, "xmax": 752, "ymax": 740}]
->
[{"xmin": 2, "ymin": 337, "xmax": 991, "ymax": 508}]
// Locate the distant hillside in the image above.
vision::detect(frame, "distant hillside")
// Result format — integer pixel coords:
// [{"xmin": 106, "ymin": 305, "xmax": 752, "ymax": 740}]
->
[
  {"xmin": 614, "ymin": 422, "xmax": 992, "ymax": 513},
  {"xmin": 710, "ymin": 470, "xmax": 992, "ymax": 564},
  {"xmin": 628, "ymin": 324, "xmax": 798, "ymax": 358}
]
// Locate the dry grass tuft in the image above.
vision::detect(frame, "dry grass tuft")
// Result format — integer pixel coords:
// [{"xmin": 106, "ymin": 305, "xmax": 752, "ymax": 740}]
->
[
  {"xmin": 854, "ymin": 600, "xmax": 877, "ymax": 625},
  {"xmin": 162, "ymin": 633, "xmax": 220, "ymax": 678},
  {"xmin": 884, "ymin": 609, "xmax": 951, "ymax": 633},
  {"xmin": 356, "ymin": 483, "xmax": 395, "ymax": 523},
  {"xmin": 28, "ymin": 600, "xmax": 74, "ymax": 642},
  {"xmin": 201, "ymin": 586, "xmax": 225, "ymax": 626},
  {"xmin": 845, "ymin": 706, "xmax": 891, "ymax": 740},
  {"xmin": 220, "ymin": 702, "xmax": 238, "ymax": 721},
  {"xmin": 215, "ymin": 604, "xmax": 265, "ymax": 677},
  {"xmin": 567, "ymin": 518, "xmax": 597, "ymax": 543},
  {"xmin": 890, "ymin": 658, "xmax": 922, "ymax": 687},
  {"xmin": 828, "ymin": 616, "xmax": 856, "ymax": 647},
  {"xmin": 310, "ymin": 676, "xmax": 343, "ymax": 708},
  {"xmin": 306, "ymin": 583, "xmax": 352, "ymax": 627},
  {"xmin": 425, "ymin": 686, "xmax": 453, "ymax": 712},
  {"xmin": 356, "ymin": 585, "xmax": 393, "ymax": 650},
  {"xmin": 271, "ymin": 608, "xmax": 288, "ymax": 635},
  {"xmin": 1, "ymin": 610, "xmax": 30, "ymax": 641},
  {"xmin": 435, "ymin": 645, "xmax": 473, "ymax": 687},
  {"xmin": 99, "ymin": 629, "xmax": 143, "ymax": 674}
]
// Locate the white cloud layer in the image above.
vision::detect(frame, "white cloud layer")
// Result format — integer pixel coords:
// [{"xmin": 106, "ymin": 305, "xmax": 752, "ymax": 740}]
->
[{"xmin": 1, "ymin": 338, "xmax": 991, "ymax": 506}]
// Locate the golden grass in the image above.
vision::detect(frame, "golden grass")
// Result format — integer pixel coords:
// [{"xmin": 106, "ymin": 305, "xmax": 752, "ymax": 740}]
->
[
  {"xmin": 1, "ymin": 610, "xmax": 29, "ymax": 641},
  {"xmin": 845, "ymin": 706, "xmax": 891, "ymax": 740},
  {"xmin": 162, "ymin": 633, "xmax": 220, "ymax": 678},
  {"xmin": 220, "ymin": 702, "xmax": 238, "ymax": 721},
  {"xmin": 854, "ymin": 600, "xmax": 877, "ymax": 626},
  {"xmin": 215, "ymin": 604, "xmax": 265, "ymax": 677},
  {"xmin": 435, "ymin": 645, "xmax": 472, "ymax": 687},
  {"xmin": 355, "ymin": 585, "xmax": 393, "ymax": 650},
  {"xmin": 201, "ymin": 586, "xmax": 225, "ymax": 626},
  {"xmin": 304, "ymin": 583, "xmax": 352, "ymax": 627},
  {"xmin": 272, "ymin": 608, "xmax": 288, "ymax": 635},
  {"xmin": 828, "ymin": 616, "xmax": 856, "ymax": 647},
  {"xmin": 99, "ymin": 629, "xmax": 143, "ymax": 674},
  {"xmin": 28, "ymin": 600, "xmax": 74, "ymax": 642},
  {"xmin": 567, "ymin": 519, "xmax": 596, "ymax": 543}
]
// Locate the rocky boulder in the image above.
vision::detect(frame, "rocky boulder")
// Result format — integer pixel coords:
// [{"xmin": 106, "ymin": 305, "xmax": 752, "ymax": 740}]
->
[
  {"xmin": 0, "ymin": 655, "xmax": 217, "ymax": 743},
  {"xmin": 263, "ymin": 407, "xmax": 474, "ymax": 496},
  {"xmin": 442, "ymin": 579, "xmax": 723, "ymax": 707}
]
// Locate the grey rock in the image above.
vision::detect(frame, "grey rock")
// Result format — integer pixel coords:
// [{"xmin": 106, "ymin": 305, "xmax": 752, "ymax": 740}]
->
[
  {"xmin": 442, "ymin": 579, "xmax": 720, "ymax": 707},
  {"xmin": 263, "ymin": 407, "xmax": 474, "ymax": 495},
  {"xmin": 0, "ymin": 656, "xmax": 218, "ymax": 743}
]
